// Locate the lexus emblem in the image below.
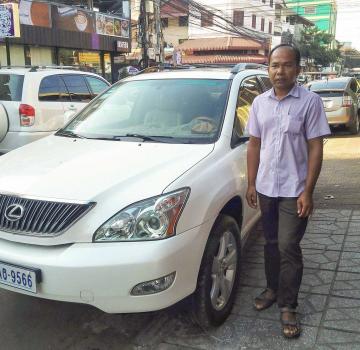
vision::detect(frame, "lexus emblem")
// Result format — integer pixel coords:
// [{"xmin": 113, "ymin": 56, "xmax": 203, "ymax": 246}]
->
[{"xmin": 4, "ymin": 204, "xmax": 25, "ymax": 222}]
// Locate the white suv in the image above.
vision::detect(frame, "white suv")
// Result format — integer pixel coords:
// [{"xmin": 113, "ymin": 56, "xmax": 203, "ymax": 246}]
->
[
  {"xmin": 0, "ymin": 66, "xmax": 271, "ymax": 327},
  {"xmin": 0, "ymin": 67, "xmax": 110, "ymax": 154}
]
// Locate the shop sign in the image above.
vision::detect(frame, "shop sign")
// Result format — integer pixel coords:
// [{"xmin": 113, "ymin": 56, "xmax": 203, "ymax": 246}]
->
[
  {"xmin": 51, "ymin": 5, "xmax": 95, "ymax": 34},
  {"xmin": 0, "ymin": 3, "xmax": 21, "ymax": 38},
  {"xmin": 18, "ymin": 0, "xmax": 130, "ymax": 39},
  {"xmin": 95, "ymin": 13, "xmax": 130, "ymax": 38},
  {"xmin": 116, "ymin": 40, "xmax": 129, "ymax": 52},
  {"xmin": 78, "ymin": 52, "xmax": 100, "ymax": 65},
  {"xmin": 19, "ymin": 0, "xmax": 51, "ymax": 28}
]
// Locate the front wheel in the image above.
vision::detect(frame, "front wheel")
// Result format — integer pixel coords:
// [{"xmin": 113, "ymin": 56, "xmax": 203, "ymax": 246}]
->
[{"xmin": 191, "ymin": 214, "xmax": 241, "ymax": 328}]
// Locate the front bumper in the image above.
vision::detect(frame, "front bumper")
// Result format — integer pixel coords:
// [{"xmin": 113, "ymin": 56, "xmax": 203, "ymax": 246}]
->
[{"xmin": 0, "ymin": 221, "xmax": 212, "ymax": 313}]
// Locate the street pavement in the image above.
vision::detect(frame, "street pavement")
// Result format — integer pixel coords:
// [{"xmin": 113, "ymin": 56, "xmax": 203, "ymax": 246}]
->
[{"xmin": 0, "ymin": 133, "xmax": 360, "ymax": 350}]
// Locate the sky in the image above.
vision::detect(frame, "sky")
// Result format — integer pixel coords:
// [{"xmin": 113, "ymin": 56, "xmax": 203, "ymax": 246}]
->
[{"xmin": 336, "ymin": 0, "xmax": 360, "ymax": 50}]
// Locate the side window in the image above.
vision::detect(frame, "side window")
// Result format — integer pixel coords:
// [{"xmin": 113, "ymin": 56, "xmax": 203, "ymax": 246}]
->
[
  {"xmin": 234, "ymin": 76, "xmax": 262, "ymax": 137},
  {"xmin": 349, "ymin": 79, "xmax": 358, "ymax": 94},
  {"xmin": 61, "ymin": 75, "xmax": 92, "ymax": 102},
  {"xmin": 85, "ymin": 76, "xmax": 109, "ymax": 97},
  {"xmin": 38, "ymin": 75, "xmax": 70, "ymax": 102},
  {"xmin": 259, "ymin": 76, "xmax": 272, "ymax": 92}
]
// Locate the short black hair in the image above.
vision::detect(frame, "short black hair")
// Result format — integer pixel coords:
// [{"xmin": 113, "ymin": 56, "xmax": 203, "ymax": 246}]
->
[{"xmin": 268, "ymin": 44, "xmax": 301, "ymax": 66}]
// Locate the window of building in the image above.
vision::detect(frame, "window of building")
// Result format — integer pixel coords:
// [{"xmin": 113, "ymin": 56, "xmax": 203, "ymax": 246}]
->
[
  {"xmin": 201, "ymin": 13, "xmax": 213, "ymax": 27},
  {"xmin": 61, "ymin": 75, "xmax": 92, "ymax": 102},
  {"xmin": 262, "ymin": 0, "xmax": 266, "ymax": 3},
  {"xmin": 38, "ymin": 75, "xmax": 70, "ymax": 102},
  {"xmin": 252, "ymin": 14, "xmax": 256, "ymax": 28},
  {"xmin": 304, "ymin": 6, "xmax": 316, "ymax": 15},
  {"xmin": 179, "ymin": 16, "xmax": 188, "ymax": 27},
  {"xmin": 270, "ymin": 0, "xmax": 273, "ymax": 7},
  {"xmin": 261, "ymin": 18, "xmax": 265, "ymax": 31},
  {"xmin": 269, "ymin": 21, "xmax": 272, "ymax": 33},
  {"xmin": 161, "ymin": 18, "xmax": 169, "ymax": 28},
  {"xmin": 233, "ymin": 10, "xmax": 244, "ymax": 26}
]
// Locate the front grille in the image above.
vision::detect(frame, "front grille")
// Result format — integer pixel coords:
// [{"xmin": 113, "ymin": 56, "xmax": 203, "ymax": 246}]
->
[{"xmin": 0, "ymin": 194, "xmax": 94, "ymax": 237}]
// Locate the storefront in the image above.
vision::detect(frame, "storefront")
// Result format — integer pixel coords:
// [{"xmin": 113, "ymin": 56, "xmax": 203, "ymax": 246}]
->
[{"xmin": 0, "ymin": 0, "xmax": 131, "ymax": 82}]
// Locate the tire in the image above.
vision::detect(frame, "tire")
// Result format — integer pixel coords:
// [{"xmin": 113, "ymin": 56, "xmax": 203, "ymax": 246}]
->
[
  {"xmin": 349, "ymin": 114, "xmax": 359, "ymax": 135},
  {"xmin": 191, "ymin": 214, "xmax": 241, "ymax": 328}
]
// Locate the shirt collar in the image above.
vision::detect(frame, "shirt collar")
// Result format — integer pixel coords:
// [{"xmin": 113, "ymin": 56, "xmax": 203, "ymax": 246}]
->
[{"xmin": 267, "ymin": 84, "xmax": 300, "ymax": 100}]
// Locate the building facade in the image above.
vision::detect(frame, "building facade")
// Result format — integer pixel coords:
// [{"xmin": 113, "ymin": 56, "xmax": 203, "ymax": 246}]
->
[
  {"xmin": 284, "ymin": 0, "xmax": 337, "ymax": 39},
  {"xmin": 0, "ymin": 0, "xmax": 131, "ymax": 82}
]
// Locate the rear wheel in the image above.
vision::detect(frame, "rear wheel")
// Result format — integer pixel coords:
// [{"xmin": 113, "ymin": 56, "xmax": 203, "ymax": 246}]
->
[
  {"xmin": 349, "ymin": 114, "xmax": 359, "ymax": 135},
  {"xmin": 191, "ymin": 214, "xmax": 241, "ymax": 328}
]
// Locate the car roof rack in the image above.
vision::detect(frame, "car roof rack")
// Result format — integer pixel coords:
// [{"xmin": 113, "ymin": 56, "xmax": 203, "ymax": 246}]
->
[
  {"xmin": 231, "ymin": 63, "xmax": 268, "ymax": 74},
  {"xmin": 0, "ymin": 65, "xmax": 79, "ymax": 72}
]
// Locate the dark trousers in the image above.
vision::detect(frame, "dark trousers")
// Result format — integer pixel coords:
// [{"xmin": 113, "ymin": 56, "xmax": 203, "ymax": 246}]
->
[{"xmin": 258, "ymin": 193, "xmax": 308, "ymax": 309}]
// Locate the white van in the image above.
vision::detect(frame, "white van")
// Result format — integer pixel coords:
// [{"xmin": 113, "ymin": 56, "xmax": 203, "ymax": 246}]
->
[{"xmin": 0, "ymin": 67, "xmax": 110, "ymax": 154}]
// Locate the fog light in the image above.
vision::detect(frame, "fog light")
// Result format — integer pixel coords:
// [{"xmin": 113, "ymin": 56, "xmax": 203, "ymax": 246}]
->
[{"xmin": 131, "ymin": 272, "xmax": 176, "ymax": 296}]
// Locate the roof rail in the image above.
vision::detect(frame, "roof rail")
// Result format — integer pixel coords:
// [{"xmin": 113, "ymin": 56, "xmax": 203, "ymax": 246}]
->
[
  {"xmin": 231, "ymin": 63, "xmax": 268, "ymax": 74},
  {"xmin": 0, "ymin": 65, "xmax": 79, "ymax": 71}
]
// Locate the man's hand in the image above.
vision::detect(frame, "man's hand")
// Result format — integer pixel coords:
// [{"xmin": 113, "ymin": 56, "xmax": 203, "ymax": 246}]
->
[
  {"xmin": 297, "ymin": 191, "xmax": 313, "ymax": 218},
  {"xmin": 246, "ymin": 185, "xmax": 258, "ymax": 209}
]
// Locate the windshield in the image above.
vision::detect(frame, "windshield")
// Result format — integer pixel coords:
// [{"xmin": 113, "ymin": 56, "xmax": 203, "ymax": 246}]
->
[
  {"xmin": 0, "ymin": 74, "xmax": 24, "ymax": 101},
  {"xmin": 60, "ymin": 78, "xmax": 230, "ymax": 144}
]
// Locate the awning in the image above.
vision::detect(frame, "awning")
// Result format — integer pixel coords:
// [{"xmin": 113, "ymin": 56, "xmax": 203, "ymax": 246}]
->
[
  {"xmin": 177, "ymin": 37, "xmax": 264, "ymax": 53},
  {"xmin": 181, "ymin": 54, "xmax": 267, "ymax": 64}
]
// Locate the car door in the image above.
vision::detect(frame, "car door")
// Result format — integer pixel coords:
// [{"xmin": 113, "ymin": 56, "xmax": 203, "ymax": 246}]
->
[
  {"xmin": 232, "ymin": 75, "xmax": 264, "ymax": 236},
  {"xmin": 60, "ymin": 74, "xmax": 92, "ymax": 120},
  {"xmin": 37, "ymin": 74, "xmax": 69, "ymax": 131}
]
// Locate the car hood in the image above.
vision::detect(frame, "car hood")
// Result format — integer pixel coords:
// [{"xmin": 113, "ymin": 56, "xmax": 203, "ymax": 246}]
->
[{"xmin": 0, "ymin": 135, "xmax": 214, "ymax": 201}]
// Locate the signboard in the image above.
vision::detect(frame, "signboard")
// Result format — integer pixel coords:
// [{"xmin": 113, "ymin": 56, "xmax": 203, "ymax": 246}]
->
[
  {"xmin": 0, "ymin": 3, "xmax": 20, "ymax": 38},
  {"xmin": 18, "ymin": 0, "xmax": 130, "ymax": 39},
  {"xmin": 19, "ymin": 0, "xmax": 51, "ymax": 28},
  {"xmin": 116, "ymin": 40, "xmax": 129, "ymax": 52},
  {"xmin": 95, "ymin": 13, "xmax": 129, "ymax": 38},
  {"xmin": 51, "ymin": 5, "xmax": 95, "ymax": 34}
]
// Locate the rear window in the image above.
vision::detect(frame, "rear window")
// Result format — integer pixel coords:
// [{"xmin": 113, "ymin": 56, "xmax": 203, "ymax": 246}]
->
[
  {"xmin": 314, "ymin": 91, "xmax": 344, "ymax": 98},
  {"xmin": 0, "ymin": 74, "xmax": 24, "ymax": 101},
  {"xmin": 307, "ymin": 80, "xmax": 347, "ymax": 91}
]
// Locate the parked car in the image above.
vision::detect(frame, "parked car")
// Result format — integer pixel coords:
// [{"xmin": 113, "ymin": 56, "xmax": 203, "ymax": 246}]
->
[
  {"xmin": 0, "ymin": 67, "xmax": 110, "ymax": 154},
  {"xmin": 305, "ymin": 77, "xmax": 360, "ymax": 134},
  {"xmin": 0, "ymin": 65, "xmax": 271, "ymax": 327}
]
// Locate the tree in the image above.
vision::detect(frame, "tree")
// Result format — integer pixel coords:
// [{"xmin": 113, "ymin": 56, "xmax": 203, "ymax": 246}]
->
[{"xmin": 298, "ymin": 27, "xmax": 341, "ymax": 68}]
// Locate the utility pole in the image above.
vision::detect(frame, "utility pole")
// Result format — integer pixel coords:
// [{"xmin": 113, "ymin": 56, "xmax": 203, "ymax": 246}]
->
[
  {"xmin": 139, "ymin": 0, "xmax": 149, "ymax": 68},
  {"xmin": 154, "ymin": 0, "xmax": 164, "ymax": 64}
]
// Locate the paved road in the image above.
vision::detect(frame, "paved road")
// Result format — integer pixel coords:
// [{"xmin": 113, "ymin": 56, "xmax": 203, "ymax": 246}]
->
[{"xmin": 0, "ymin": 133, "xmax": 359, "ymax": 350}]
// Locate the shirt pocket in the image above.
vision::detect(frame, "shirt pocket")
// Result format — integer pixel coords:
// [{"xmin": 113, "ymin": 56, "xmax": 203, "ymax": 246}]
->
[{"xmin": 284, "ymin": 114, "xmax": 303, "ymax": 135}]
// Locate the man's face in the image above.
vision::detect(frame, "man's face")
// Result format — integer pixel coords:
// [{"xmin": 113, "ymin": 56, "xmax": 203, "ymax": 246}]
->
[{"xmin": 268, "ymin": 47, "xmax": 301, "ymax": 91}]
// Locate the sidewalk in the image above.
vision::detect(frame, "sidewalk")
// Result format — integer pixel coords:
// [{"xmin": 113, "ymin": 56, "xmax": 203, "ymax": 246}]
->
[{"xmin": 125, "ymin": 134, "xmax": 360, "ymax": 350}]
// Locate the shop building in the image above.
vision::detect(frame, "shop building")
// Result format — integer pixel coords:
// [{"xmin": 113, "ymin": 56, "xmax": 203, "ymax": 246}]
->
[{"xmin": 0, "ymin": 0, "xmax": 131, "ymax": 82}]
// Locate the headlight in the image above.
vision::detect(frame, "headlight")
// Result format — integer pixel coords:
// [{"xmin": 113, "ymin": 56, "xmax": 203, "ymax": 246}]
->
[{"xmin": 93, "ymin": 188, "xmax": 190, "ymax": 242}]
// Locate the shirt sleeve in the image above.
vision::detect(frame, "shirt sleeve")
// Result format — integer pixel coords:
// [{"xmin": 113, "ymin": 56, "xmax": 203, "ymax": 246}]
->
[
  {"xmin": 305, "ymin": 94, "xmax": 331, "ymax": 140},
  {"xmin": 246, "ymin": 98, "xmax": 261, "ymax": 138}
]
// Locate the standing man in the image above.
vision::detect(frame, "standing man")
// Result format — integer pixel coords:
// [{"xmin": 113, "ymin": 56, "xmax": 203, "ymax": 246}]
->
[{"xmin": 246, "ymin": 44, "xmax": 330, "ymax": 338}]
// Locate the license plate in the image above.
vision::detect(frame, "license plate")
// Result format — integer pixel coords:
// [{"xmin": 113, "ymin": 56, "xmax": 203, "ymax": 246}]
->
[{"xmin": 0, "ymin": 261, "xmax": 40, "ymax": 293}]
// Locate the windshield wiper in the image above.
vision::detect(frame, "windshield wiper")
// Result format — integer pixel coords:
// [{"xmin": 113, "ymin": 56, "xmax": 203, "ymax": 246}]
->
[
  {"xmin": 121, "ymin": 134, "xmax": 174, "ymax": 142},
  {"xmin": 56, "ymin": 130, "xmax": 87, "ymax": 139}
]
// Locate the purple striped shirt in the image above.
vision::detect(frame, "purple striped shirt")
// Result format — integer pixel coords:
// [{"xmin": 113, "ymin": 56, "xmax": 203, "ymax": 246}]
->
[{"xmin": 246, "ymin": 84, "xmax": 330, "ymax": 198}]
